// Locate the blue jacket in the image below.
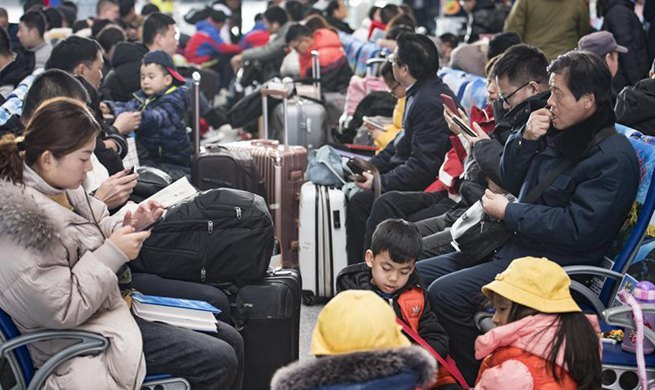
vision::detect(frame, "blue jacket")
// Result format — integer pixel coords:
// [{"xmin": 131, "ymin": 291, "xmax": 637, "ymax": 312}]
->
[
  {"xmin": 369, "ymin": 75, "xmax": 455, "ymax": 192},
  {"xmin": 499, "ymin": 108, "xmax": 639, "ymax": 266},
  {"xmin": 107, "ymin": 86, "xmax": 191, "ymax": 168}
]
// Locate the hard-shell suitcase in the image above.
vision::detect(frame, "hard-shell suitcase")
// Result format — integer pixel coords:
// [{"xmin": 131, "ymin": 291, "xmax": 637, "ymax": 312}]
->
[
  {"xmin": 190, "ymin": 72, "xmax": 265, "ymax": 196},
  {"xmin": 271, "ymin": 51, "xmax": 327, "ymax": 151},
  {"xmin": 298, "ymin": 182, "xmax": 348, "ymax": 304},
  {"xmin": 224, "ymin": 140, "xmax": 306, "ymax": 268},
  {"xmin": 238, "ymin": 268, "xmax": 301, "ymax": 390},
  {"xmin": 271, "ymin": 96, "xmax": 326, "ymax": 151}
]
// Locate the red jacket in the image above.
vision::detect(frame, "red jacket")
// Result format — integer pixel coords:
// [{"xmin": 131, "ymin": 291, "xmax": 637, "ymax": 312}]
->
[{"xmin": 297, "ymin": 29, "xmax": 345, "ymax": 79}]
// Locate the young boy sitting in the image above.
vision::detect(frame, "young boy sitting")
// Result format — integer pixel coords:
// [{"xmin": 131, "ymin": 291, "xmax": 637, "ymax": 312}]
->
[
  {"xmin": 336, "ymin": 218, "xmax": 449, "ymax": 358},
  {"xmin": 102, "ymin": 50, "xmax": 191, "ymax": 179}
]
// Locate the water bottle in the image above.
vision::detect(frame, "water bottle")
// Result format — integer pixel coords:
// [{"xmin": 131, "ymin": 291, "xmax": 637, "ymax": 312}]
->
[{"xmin": 622, "ymin": 281, "xmax": 655, "ymax": 354}]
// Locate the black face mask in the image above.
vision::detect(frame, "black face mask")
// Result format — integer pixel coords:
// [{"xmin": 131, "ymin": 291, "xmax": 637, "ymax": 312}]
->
[{"xmin": 491, "ymin": 98, "xmax": 507, "ymax": 121}]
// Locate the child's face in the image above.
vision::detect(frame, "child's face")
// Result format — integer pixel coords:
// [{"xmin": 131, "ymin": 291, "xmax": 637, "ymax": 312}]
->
[
  {"xmin": 140, "ymin": 63, "xmax": 173, "ymax": 96},
  {"xmin": 491, "ymin": 295, "xmax": 512, "ymax": 326},
  {"xmin": 365, "ymin": 249, "xmax": 414, "ymax": 294}
]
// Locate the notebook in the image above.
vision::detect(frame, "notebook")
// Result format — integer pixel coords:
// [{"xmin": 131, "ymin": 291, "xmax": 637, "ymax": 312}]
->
[{"xmin": 131, "ymin": 293, "xmax": 221, "ymax": 333}]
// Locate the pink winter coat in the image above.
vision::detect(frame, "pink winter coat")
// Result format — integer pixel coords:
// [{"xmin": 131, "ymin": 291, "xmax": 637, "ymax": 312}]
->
[{"xmin": 474, "ymin": 314, "xmax": 601, "ymax": 389}]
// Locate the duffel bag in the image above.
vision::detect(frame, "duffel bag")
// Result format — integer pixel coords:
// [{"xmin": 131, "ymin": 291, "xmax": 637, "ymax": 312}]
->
[{"xmin": 132, "ymin": 188, "xmax": 275, "ymax": 286}]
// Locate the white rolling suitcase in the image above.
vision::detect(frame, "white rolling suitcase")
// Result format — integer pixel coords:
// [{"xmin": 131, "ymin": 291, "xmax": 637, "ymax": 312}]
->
[{"xmin": 298, "ymin": 182, "xmax": 348, "ymax": 304}]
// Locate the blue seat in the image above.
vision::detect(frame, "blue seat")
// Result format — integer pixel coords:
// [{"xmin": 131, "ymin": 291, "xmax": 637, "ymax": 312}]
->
[
  {"xmin": 437, "ymin": 67, "xmax": 479, "ymax": 101},
  {"xmin": 0, "ymin": 308, "xmax": 190, "ymax": 390},
  {"xmin": 340, "ymin": 32, "xmax": 366, "ymax": 72},
  {"xmin": 459, "ymin": 76, "xmax": 488, "ymax": 115},
  {"xmin": 564, "ymin": 127, "xmax": 655, "ymax": 389},
  {"xmin": 354, "ymin": 42, "xmax": 384, "ymax": 77}
]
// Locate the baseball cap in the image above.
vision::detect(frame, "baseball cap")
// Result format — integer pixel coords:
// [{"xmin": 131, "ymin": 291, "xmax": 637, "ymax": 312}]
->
[
  {"xmin": 578, "ymin": 31, "xmax": 628, "ymax": 59},
  {"xmin": 142, "ymin": 50, "xmax": 186, "ymax": 86}
]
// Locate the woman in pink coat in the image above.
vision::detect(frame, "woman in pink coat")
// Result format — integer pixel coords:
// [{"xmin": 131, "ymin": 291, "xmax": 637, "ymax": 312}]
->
[{"xmin": 475, "ymin": 257, "xmax": 602, "ymax": 390}]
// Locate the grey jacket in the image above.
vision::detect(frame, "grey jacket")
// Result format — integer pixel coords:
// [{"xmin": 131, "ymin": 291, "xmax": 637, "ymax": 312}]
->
[
  {"xmin": 0, "ymin": 165, "xmax": 146, "ymax": 389},
  {"xmin": 242, "ymin": 23, "xmax": 291, "ymax": 66}
]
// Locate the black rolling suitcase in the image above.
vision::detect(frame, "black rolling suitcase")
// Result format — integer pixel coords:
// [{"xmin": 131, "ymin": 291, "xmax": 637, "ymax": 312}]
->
[
  {"xmin": 190, "ymin": 72, "xmax": 266, "ymax": 197},
  {"xmin": 236, "ymin": 268, "xmax": 301, "ymax": 390}
]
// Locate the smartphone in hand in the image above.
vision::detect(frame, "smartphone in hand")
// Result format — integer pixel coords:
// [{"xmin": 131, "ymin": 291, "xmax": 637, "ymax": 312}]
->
[
  {"xmin": 452, "ymin": 116, "xmax": 478, "ymax": 138},
  {"xmin": 125, "ymin": 166, "xmax": 135, "ymax": 175},
  {"xmin": 440, "ymin": 93, "xmax": 460, "ymax": 117}
]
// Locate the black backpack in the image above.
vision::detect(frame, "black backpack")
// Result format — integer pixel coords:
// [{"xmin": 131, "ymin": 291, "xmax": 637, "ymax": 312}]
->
[{"xmin": 132, "ymin": 188, "xmax": 275, "ymax": 286}]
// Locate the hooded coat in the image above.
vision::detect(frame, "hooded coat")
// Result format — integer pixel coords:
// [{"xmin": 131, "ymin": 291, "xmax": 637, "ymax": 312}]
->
[
  {"xmin": 615, "ymin": 78, "xmax": 655, "ymax": 136},
  {"xmin": 474, "ymin": 314, "xmax": 600, "ymax": 389},
  {"xmin": 270, "ymin": 346, "xmax": 437, "ymax": 390},
  {"xmin": 0, "ymin": 167, "xmax": 145, "ymax": 389},
  {"xmin": 101, "ymin": 42, "xmax": 149, "ymax": 102}
]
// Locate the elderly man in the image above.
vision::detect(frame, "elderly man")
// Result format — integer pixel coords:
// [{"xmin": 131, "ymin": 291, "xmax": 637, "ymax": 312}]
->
[{"xmin": 417, "ymin": 51, "xmax": 639, "ymax": 384}]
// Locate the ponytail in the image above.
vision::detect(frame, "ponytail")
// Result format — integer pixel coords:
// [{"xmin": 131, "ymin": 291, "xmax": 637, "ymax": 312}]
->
[
  {"xmin": 0, "ymin": 134, "xmax": 26, "ymax": 184},
  {"xmin": 548, "ymin": 312, "xmax": 601, "ymax": 390}
]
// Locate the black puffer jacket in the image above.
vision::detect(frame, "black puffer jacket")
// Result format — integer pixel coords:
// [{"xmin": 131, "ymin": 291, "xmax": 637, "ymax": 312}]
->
[
  {"xmin": 615, "ymin": 77, "xmax": 655, "ymax": 136},
  {"xmin": 100, "ymin": 42, "xmax": 148, "ymax": 102},
  {"xmin": 465, "ymin": 0, "xmax": 510, "ymax": 43},
  {"xmin": 602, "ymin": 0, "xmax": 650, "ymax": 91},
  {"xmin": 0, "ymin": 49, "xmax": 35, "ymax": 97}
]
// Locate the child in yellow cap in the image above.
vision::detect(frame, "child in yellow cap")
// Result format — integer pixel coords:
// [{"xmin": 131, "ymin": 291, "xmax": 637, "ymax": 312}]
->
[
  {"xmin": 475, "ymin": 257, "xmax": 601, "ymax": 389},
  {"xmin": 270, "ymin": 290, "xmax": 437, "ymax": 389}
]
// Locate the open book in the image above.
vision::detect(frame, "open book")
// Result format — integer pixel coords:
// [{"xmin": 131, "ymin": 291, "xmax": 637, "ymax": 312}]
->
[
  {"xmin": 131, "ymin": 293, "xmax": 221, "ymax": 333},
  {"xmin": 118, "ymin": 176, "xmax": 199, "ymax": 218}
]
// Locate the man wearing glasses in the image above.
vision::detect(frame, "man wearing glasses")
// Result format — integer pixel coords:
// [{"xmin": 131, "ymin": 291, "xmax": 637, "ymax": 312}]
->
[{"xmin": 346, "ymin": 32, "xmax": 455, "ymax": 265}]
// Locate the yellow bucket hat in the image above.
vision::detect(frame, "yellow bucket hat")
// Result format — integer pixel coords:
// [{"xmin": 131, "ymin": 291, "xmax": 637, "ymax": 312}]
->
[
  {"xmin": 482, "ymin": 257, "xmax": 581, "ymax": 314},
  {"xmin": 311, "ymin": 290, "xmax": 411, "ymax": 356}
]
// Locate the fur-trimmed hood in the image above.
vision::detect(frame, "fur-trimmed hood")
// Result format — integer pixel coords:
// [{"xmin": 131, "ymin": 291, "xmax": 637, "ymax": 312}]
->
[
  {"xmin": 270, "ymin": 346, "xmax": 437, "ymax": 390},
  {"xmin": 0, "ymin": 179, "xmax": 60, "ymax": 253}
]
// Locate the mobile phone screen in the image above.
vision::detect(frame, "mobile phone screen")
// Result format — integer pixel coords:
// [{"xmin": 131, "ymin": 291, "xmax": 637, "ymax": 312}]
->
[{"xmin": 452, "ymin": 116, "xmax": 477, "ymax": 138}]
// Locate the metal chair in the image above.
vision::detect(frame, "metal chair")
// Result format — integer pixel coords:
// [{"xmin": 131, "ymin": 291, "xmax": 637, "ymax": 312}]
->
[{"xmin": 0, "ymin": 308, "xmax": 189, "ymax": 390}]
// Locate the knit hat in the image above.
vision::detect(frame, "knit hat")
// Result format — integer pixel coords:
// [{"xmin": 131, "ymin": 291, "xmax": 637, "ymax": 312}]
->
[
  {"xmin": 142, "ymin": 50, "xmax": 186, "ymax": 86},
  {"xmin": 578, "ymin": 31, "xmax": 628, "ymax": 59},
  {"xmin": 482, "ymin": 257, "xmax": 581, "ymax": 313},
  {"xmin": 311, "ymin": 290, "xmax": 411, "ymax": 356}
]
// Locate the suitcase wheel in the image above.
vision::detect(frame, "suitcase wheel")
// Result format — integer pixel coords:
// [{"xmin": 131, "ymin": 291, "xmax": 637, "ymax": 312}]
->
[{"xmin": 302, "ymin": 290, "xmax": 316, "ymax": 306}]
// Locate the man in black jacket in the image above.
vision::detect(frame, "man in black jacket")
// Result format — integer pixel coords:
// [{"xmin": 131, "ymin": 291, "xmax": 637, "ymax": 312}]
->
[
  {"xmin": 0, "ymin": 27, "xmax": 34, "ymax": 101},
  {"xmin": 346, "ymin": 33, "xmax": 454, "ymax": 265},
  {"xmin": 417, "ymin": 51, "xmax": 639, "ymax": 384},
  {"xmin": 615, "ymin": 58, "xmax": 655, "ymax": 135}
]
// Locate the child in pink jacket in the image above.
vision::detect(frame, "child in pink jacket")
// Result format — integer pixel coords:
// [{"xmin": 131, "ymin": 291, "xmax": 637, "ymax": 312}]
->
[{"xmin": 474, "ymin": 257, "xmax": 602, "ymax": 390}]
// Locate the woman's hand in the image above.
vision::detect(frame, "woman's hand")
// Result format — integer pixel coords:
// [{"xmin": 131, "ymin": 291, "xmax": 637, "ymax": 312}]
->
[
  {"xmin": 122, "ymin": 200, "xmax": 165, "ymax": 232},
  {"xmin": 461, "ymin": 121, "xmax": 491, "ymax": 145},
  {"xmin": 109, "ymin": 226, "xmax": 151, "ymax": 260}
]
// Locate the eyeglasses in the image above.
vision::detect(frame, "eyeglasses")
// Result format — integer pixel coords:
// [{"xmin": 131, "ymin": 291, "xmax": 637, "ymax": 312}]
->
[{"xmin": 498, "ymin": 81, "xmax": 534, "ymax": 105}]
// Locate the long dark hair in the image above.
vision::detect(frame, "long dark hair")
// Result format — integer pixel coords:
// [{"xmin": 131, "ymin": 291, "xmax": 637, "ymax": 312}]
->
[
  {"xmin": 505, "ymin": 300, "xmax": 602, "ymax": 390},
  {"xmin": 0, "ymin": 97, "xmax": 100, "ymax": 184}
]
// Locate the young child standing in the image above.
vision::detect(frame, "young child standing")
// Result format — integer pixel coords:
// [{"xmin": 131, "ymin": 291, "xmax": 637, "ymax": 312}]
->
[
  {"xmin": 337, "ymin": 219, "xmax": 449, "ymax": 358},
  {"xmin": 102, "ymin": 50, "xmax": 191, "ymax": 178},
  {"xmin": 476, "ymin": 256, "xmax": 602, "ymax": 389}
]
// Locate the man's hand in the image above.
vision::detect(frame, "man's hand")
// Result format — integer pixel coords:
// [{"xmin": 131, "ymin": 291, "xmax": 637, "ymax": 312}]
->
[
  {"xmin": 113, "ymin": 111, "xmax": 142, "ymax": 135},
  {"xmin": 122, "ymin": 200, "xmax": 165, "ymax": 232},
  {"xmin": 230, "ymin": 54, "xmax": 243, "ymax": 72},
  {"xmin": 461, "ymin": 121, "xmax": 490, "ymax": 145},
  {"xmin": 99, "ymin": 102, "xmax": 111, "ymax": 116},
  {"xmin": 482, "ymin": 189, "xmax": 509, "ymax": 220},
  {"xmin": 354, "ymin": 171, "xmax": 374, "ymax": 191},
  {"xmin": 93, "ymin": 169, "xmax": 139, "ymax": 209},
  {"xmin": 523, "ymin": 108, "xmax": 552, "ymax": 141}
]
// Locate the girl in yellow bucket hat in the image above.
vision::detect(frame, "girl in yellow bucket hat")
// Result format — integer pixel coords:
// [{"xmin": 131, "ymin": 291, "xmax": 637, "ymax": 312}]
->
[{"xmin": 474, "ymin": 257, "xmax": 602, "ymax": 390}]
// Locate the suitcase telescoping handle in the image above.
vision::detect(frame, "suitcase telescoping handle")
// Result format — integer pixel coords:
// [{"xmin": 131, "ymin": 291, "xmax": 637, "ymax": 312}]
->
[
  {"xmin": 311, "ymin": 50, "xmax": 320, "ymax": 99},
  {"xmin": 192, "ymin": 71, "xmax": 201, "ymax": 155},
  {"xmin": 260, "ymin": 86, "xmax": 291, "ymax": 146}
]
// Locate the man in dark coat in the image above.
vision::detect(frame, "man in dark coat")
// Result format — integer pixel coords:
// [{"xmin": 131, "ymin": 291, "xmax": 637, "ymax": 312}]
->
[
  {"xmin": 600, "ymin": 0, "xmax": 650, "ymax": 91},
  {"xmin": 417, "ymin": 51, "xmax": 639, "ymax": 384},
  {"xmin": 615, "ymin": 58, "xmax": 655, "ymax": 136},
  {"xmin": 345, "ymin": 33, "xmax": 454, "ymax": 265},
  {"xmin": 462, "ymin": 0, "xmax": 509, "ymax": 43},
  {"xmin": 101, "ymin": 12, "xmax": 177, "ymax": 101},
  {"xmin": 0, "ymin": 24, "xmax": 34, "ymax": 101}
]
